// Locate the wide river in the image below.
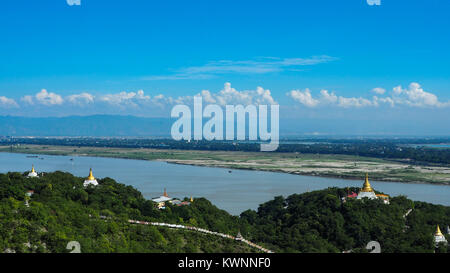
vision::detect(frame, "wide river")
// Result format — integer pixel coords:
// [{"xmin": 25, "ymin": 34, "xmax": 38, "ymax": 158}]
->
[{"xmin": 1, "ymin": 152, "xmax": 449, "ymax": 215}]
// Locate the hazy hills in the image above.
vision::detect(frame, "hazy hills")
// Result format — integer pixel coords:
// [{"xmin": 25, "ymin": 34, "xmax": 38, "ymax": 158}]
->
[
  {"xmin": 0, "ymin": 115, "xmax": 172, "ymax": 137},
  {"xmin": 0, "ymin": 115, "xmax": 448, "ymax": 137}
]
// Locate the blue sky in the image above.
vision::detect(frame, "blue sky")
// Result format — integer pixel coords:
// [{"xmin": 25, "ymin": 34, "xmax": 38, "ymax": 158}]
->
[{"xmin": 0, "ymin": 0, "xmax": 449, "ymax": 134}]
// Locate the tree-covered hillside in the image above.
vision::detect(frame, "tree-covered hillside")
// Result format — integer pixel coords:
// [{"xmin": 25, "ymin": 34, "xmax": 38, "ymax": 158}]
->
[
  {"xmin": 240, "ymin": 188, "xmax": 450, "ymax": 253},
  {"xmin": 0, "ymin": 171, "xmax": 250, "ymax": 253},
  {"xmin": 0, "ymin": 171, "xmax": 449, "ymax": 253}
]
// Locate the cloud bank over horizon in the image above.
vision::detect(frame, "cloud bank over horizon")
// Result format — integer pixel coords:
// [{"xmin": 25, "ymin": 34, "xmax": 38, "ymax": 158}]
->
[
  {"xmin": 0, "ymin": 82, "xmax": 449, "ymax": 119},
  {"xmin": 288, "ymin": 82, "xmax": 450, "ymax": 109}
]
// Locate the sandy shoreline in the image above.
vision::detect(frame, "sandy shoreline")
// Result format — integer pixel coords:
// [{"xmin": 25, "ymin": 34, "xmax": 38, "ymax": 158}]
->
[{"xmin": 162, "ymin": 159, "xmax": 450, "ymax": 186}]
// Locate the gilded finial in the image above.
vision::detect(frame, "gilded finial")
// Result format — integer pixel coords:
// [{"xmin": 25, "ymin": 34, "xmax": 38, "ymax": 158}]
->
[
  {"xmin": 163, "ymin": 188, "xmax": 168, "ymax": 197},
  {"xmin": 190, "ymin": 196, "xmax": 193, "ymax": 202},
  {"xmin": 436, "ymin": 225, "xmax": 443, "ymax": 236},
  {"xmin": 361, "ymin": 173, "xmax": 374, "ymax": 192},
  {"xmin": 87, "ymin": 168, "xmax": 95, "ymax": 180},
  {"xmin": 31, "ymin": 165, "xmax": 35, "ymax": 173}
]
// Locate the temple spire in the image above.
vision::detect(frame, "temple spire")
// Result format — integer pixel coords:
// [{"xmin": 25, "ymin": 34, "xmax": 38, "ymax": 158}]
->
[
  {"xmin": 87, "ymin": 168, "xmax": 95, "ymax": 180},
  {"xmin": 27, "ymin": 164, "xmax": 38, "ymax": 177},
  {"xmin": 83, "ymin": 168, "xmax": 98, "ymax": 187},
  {"xmin": 436, "ymin": 225, "xmax": 443, "ymax": 236},
  {"xmin": 361, "ymin": 173, "xmax": 374, "ymax": 192},
  {"xmin": 163, "ymin": 188, "xmax": 168, "ymax": 197}
]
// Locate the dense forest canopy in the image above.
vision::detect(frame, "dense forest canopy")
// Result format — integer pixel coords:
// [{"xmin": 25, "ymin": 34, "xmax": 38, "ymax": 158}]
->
[{"xmin": 0, "ymin": 171, "xmax": 449, "ymax": 253}]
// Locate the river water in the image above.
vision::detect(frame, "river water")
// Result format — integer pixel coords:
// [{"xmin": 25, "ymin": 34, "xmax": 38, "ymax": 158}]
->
[{"xmin": 1, "ymin": 152, "xmax": 449, "ymax": 215}]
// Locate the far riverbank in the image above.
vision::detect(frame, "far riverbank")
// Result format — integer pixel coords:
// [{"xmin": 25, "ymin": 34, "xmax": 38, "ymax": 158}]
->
[{"xmin": 1, "ymin": 144, "xmax": 450, "ymax": 186}]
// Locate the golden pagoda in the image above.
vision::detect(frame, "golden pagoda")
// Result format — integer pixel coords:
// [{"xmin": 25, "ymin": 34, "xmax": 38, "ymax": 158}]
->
[
  {"xmin": 434, "ymin": 224, "xmax": 448, "ymax": 246},
  {"xmin": 87, "ymin": 168, "xmax": 95, "ymax": 180},
  {"xmin": 356, "ymin": 173, "xmax": 377, "ymax": 200},
  {"xmin": 361, "ymin": 173, "xmax": 374, "ymax": 192},
  {"xmin": 354, "ymin": 173, "xmax": 390, "ymax": 204},
  {"xmin": 436, "ymin": 225, "xmax": 444, "ymax": 236},
  {"xmin": 163, "ymin": 188, "xmax": 168, "ymax": 197},
  {"xmin": 83, "ymin": 168, "xmax": 99, "ymax": 187},
  {"xmin": 190, "ymin": 196, "xmax": 194, "ymax": 202},
  {"xmin": 27, "ymin": 164, "xmax": 38, "ymax": 177}
]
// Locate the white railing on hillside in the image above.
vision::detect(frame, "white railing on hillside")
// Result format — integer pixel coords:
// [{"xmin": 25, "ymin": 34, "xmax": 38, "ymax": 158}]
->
[{"xmin": 127, "ymin": 219, "xmax": 274, "ymax": 253}]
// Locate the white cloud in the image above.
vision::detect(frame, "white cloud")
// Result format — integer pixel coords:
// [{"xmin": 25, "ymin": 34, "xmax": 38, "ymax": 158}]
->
[
  {"xmin": 35, "ymin": 89, "xmax": 64, "ymax": 105},
  {"xmin": 66, "ymin": 0, "xmax": 81, "ymax": 6},
  {"xmin": 371, "ymin": 87, "xmax": 386, "ymax": 95},
  {"xmin": 143, "ymin": 56, "xmax": 337, "ymax": 80},
  {"xmin": 15, "ymin": 82, "xmax": 447, "ymax": 114},
  {"xmin": 172, "ymin": 83, "xmax": 277, "ymax": 107},
  {"xmin": 373, "ymin": 96, "xmax": 395, "ymax": 107},
  {"xmin": 338, "ymin": 96, "xmax": 374, "ymax": 108},
  {"xmin": 194, "ymin": 82, "xmax": 277, "ymax": 106},
  {"xmin": 0, "ymin": 96, "xmax": 19, "ymax": 108},
  {"xmin": 67, "ymin": 92, "xmax": 95, "ymax": 106},
  {"xmin": 288, "ymin": 89, "xmax": 380, "ymax": 108},
  {"xmin": 288, "ymin": 88, "xmax": 375, "ymax": 108},
  {"xmin": 21, "ymin": 90, "xmax": 65, "ymax": 106},
  {"xmin": 255, "ymin": 86, "xmax": 277, "ymax": 105},
  {"xmin": 392, "ymin": 82, "xmax": 448, "ymax": 107},
  {"xmin": 288, "ymin": 89, "xmax": 319, "ymax": 107},
  {"xmin": 200, "ymin": 90, "xmax": 217, "ymax": 104},
  {"xmin": 99, "ymin": 90, "xmax": 150, "ymax": 106},
  {"xmin": 21, "ymin": 95, "xmax": 34, "ymax": 105},
  {"xmin": 320, "ymin": 90, "xmax": 338, "ymax": 104},
  {"xmin": 288, "ymin": 82, "xmax": 449, "ymax": 109}
]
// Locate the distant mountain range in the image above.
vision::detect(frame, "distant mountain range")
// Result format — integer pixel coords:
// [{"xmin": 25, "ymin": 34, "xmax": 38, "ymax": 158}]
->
[
  {"xmin": 0, "ymin": 115, "xmax": 172, "ymax": 137},
  {"xmin": 0, "ymin": 115, "xmax": 448, "ymax": 137}
]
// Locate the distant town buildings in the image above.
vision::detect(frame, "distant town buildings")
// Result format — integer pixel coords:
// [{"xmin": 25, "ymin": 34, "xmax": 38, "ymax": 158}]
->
[{"xmin": 83, "ymin": 168, "xmax": 99, "ymax": 187}]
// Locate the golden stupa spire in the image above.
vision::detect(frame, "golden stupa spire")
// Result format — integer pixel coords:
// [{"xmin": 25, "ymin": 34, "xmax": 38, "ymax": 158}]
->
[
  {"xmin": 163, "ymin": 188, "xmax": 168, "ymax": 197},
  {"xmin": 436, "ymin": 225, "xmax": 444, "ymax": 236},
  {"xmin": 361, "ymin": 173, "xmax": 374, "ymax": 192},
  {"xmin": 31, "ymin": 165, "xmax": 35, "ymax": 173},
  {"xmin": 87, "ymin": 168, "xmax": 95, "ymax": 180},
  {"xmin": 190, "ymin": 196, "xmax": 194, "ymax": 202}
]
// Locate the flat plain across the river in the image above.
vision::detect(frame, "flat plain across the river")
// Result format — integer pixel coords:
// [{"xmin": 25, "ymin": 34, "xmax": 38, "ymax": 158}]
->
[{"xmin": 1, "ymin": 144, "xmax": 449, "ymax": 185}]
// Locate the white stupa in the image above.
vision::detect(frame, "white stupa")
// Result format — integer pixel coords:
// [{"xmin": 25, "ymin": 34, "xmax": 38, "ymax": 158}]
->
[
  {"xmin": 83, "ymin": 168, "xmax": 99, "ymax": 187},
  {"xmin": 434, "ymin": 225, "xmax": 448, "ymax": 246},
  {"xmin": 27, "ymin": 165, "xmax": 38, "ymax": 178}
]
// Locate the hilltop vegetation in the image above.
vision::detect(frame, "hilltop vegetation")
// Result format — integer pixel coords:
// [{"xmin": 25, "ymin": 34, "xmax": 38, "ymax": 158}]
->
[
  {"xmin": 0, "ymin": 172, "xmax": 250, "ymax": 253},
  {"xmin": 0, "ymin": 171, "xmax": 449, "ymax": 253},
  {"xmin": 241, "ymin": 189, "xmax": 450, "ymax": 253}
]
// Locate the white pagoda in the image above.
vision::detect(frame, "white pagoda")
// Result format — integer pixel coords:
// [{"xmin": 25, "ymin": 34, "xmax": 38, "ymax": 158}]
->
[
  {"xmin": 27, "ymin": 165, "xmax": 38, "ymax": 178},
  {"xmin": 434, "ymin": 225, "xmax": 448, "ymax": 246}
]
